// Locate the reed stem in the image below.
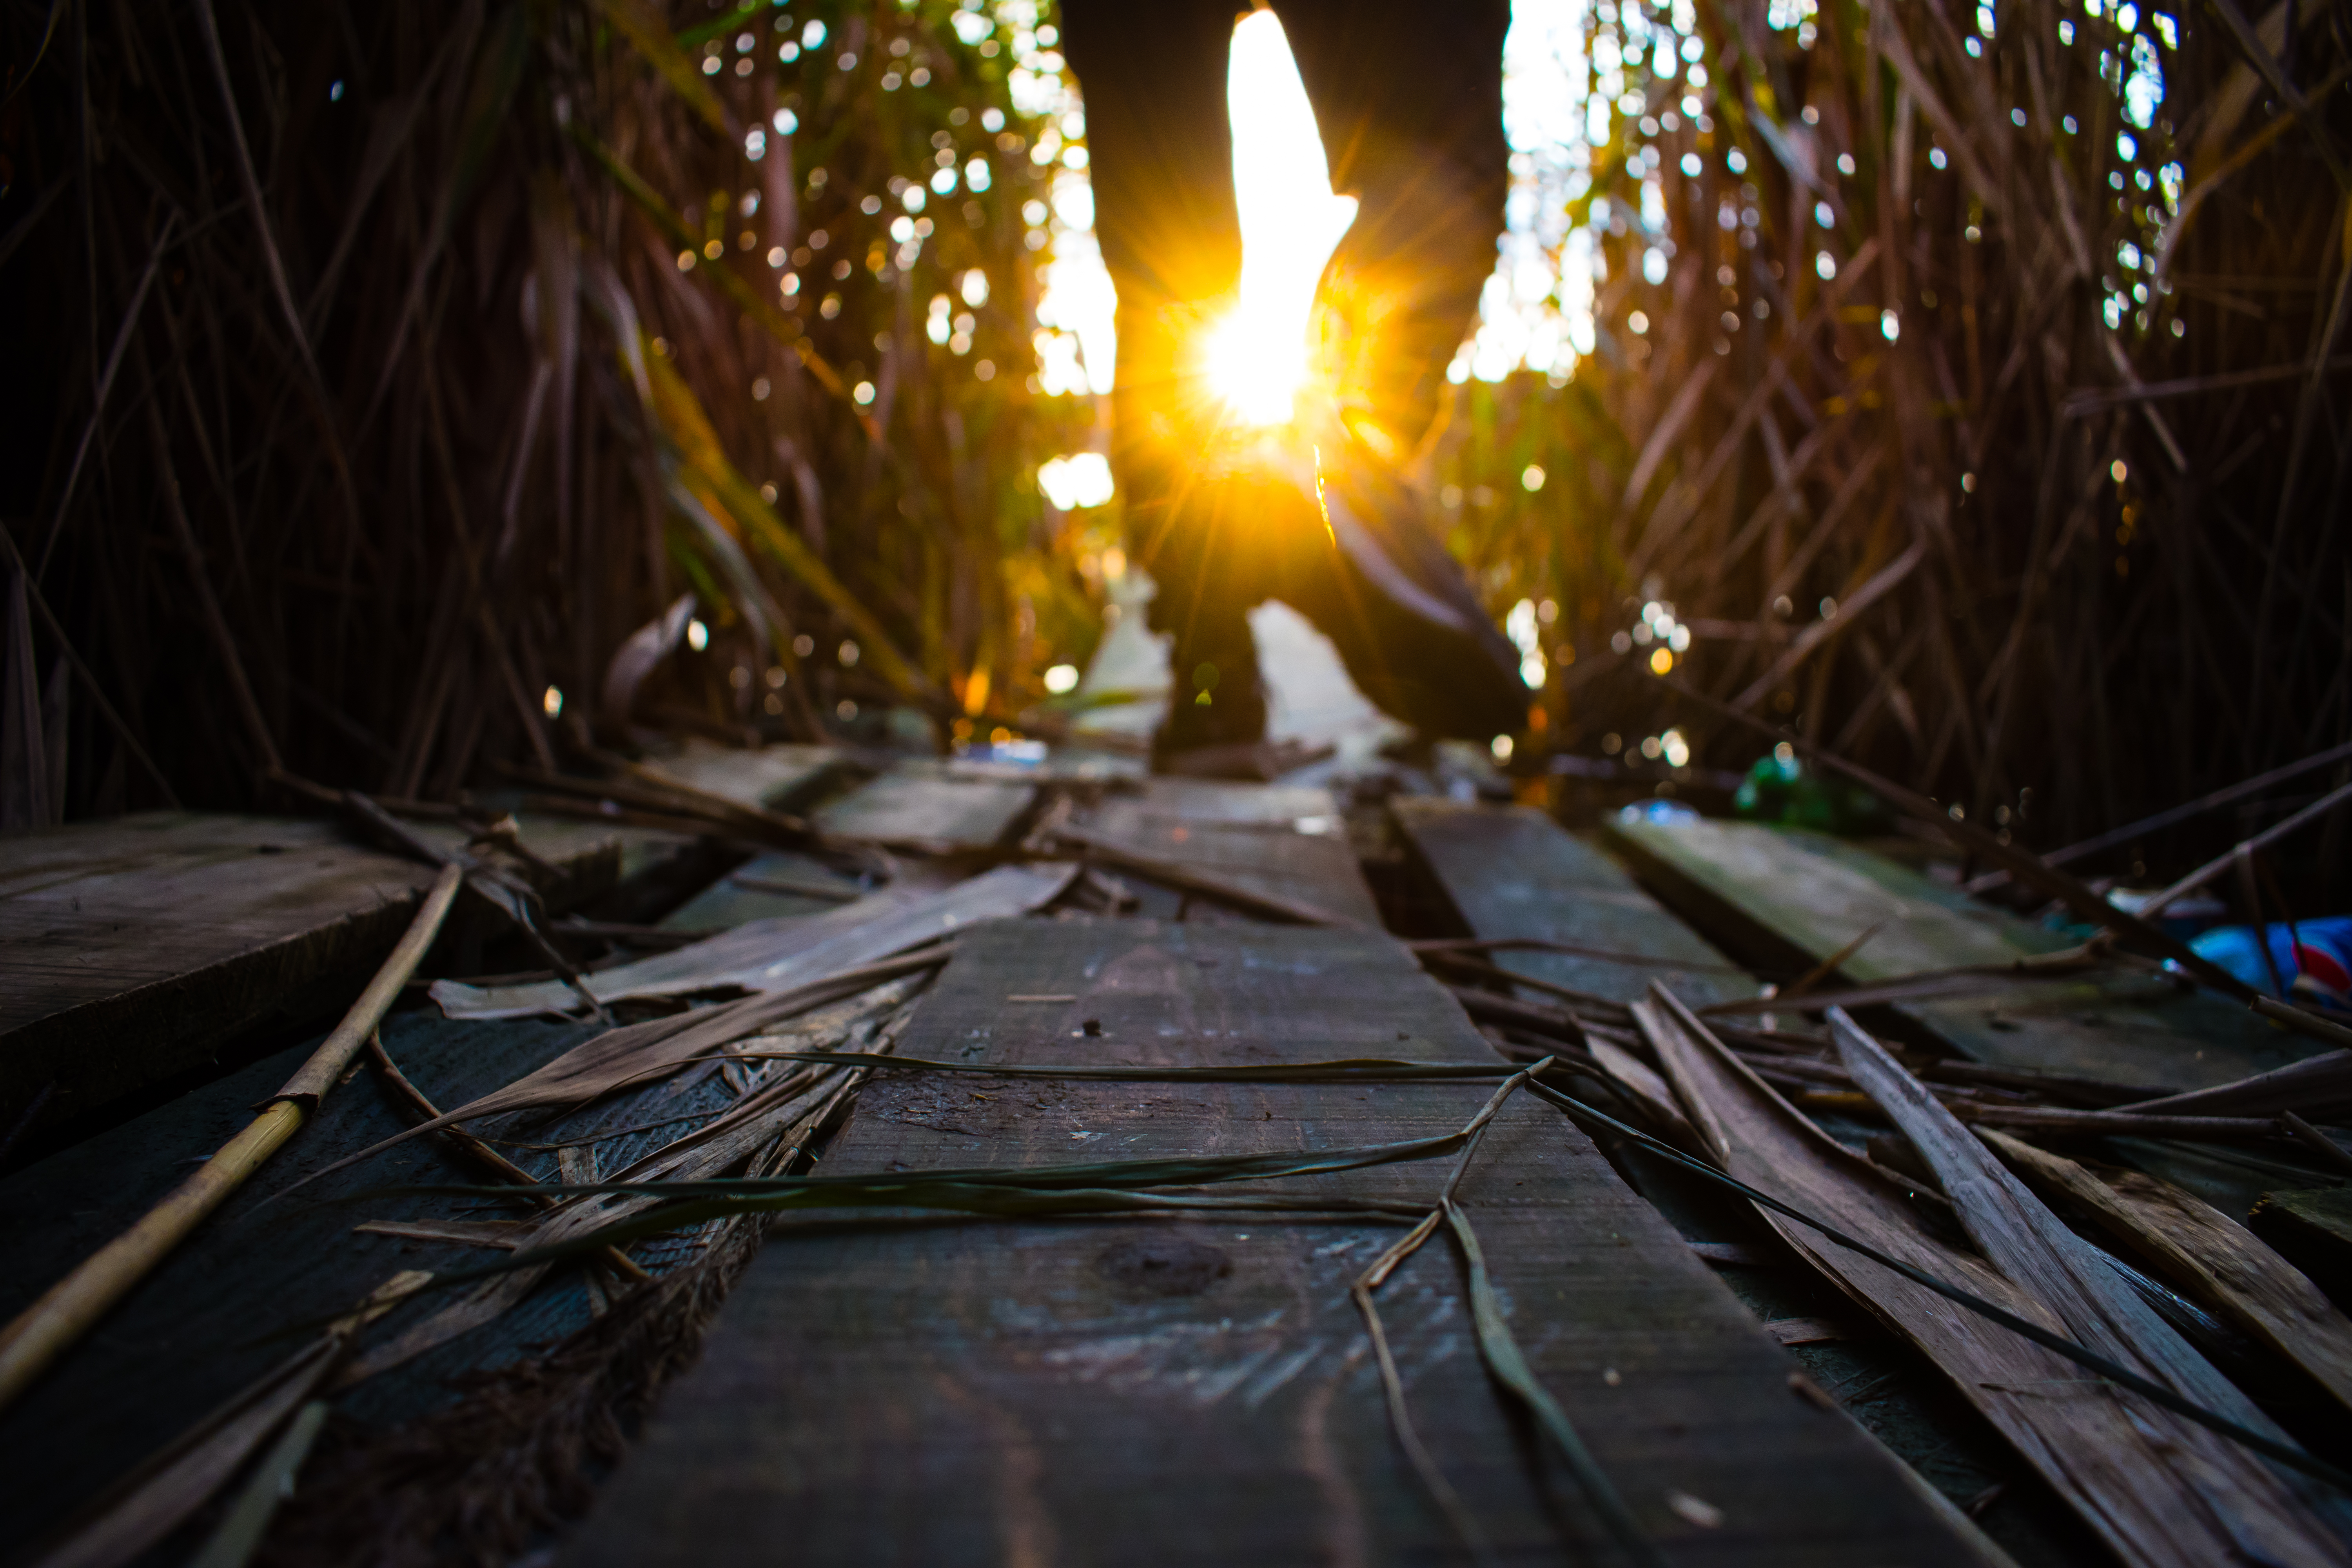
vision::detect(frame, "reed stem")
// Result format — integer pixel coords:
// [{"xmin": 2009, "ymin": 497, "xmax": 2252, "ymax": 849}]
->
[{"xmin": 0, "ymin": 863, "xmax": 464, "ymax": 1412}]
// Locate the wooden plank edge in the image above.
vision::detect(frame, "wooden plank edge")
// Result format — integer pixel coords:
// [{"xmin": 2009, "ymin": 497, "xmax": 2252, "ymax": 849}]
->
[{"xmin": 0, "ymin": 830, "xmax": 654, "ymax": 1158}]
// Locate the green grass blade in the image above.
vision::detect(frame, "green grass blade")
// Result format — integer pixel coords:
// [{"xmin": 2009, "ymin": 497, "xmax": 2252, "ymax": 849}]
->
[{"xmin": 1443, "ymin": 1200, "xmax": 1662, "ymax": 1567}]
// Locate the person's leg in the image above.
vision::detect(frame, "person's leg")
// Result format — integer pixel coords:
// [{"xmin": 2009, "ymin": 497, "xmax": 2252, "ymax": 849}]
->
[
  {"xmin": 1066, "ymin": 1, "xmax": 1526, "ymax": 750},
  {"xmin": 1247, "ymin": 0, "xmax": 1528, "ymax": 742},
  {"xmin": 1061, "ymin": 2, "xmax": 1269, "ymax": 753},
  {"xmin": 1272, "ymin": 0, "xmax": 1512, "ymax": 450}
]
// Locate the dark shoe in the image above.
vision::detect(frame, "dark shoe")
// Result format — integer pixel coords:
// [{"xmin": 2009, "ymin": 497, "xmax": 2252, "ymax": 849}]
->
[{"xmin": 1269, "ymin": 411, "xmax": 1530, "ymax": 741}]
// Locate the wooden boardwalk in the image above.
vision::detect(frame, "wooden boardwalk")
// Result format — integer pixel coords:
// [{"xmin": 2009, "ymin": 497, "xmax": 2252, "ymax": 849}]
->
[
  {"xmin": 14, "ymin": 743, "xmax": 2329, "ymax": 1567},
  {"xmin": 561, "ymin": 786, "xmax": 1988, "ymax": 1566},
  {"xmin": 566, "ymin": 917, "xmax": 1984, "ymax": 1567}
]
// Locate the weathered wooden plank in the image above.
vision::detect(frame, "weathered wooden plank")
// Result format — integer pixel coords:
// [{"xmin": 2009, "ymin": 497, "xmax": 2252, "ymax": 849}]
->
[
  {"xmin": 813, "ymin": 760, "xmax": 1036, "ymax": 853},
  {"xmin": 1074, "ymin": 779, "xmax": 1380, "ymax": 925},
  {"xmin": 657, "ymin": 850, "xmax": 869, "ymax": 930},
  {"xmin": 1604, "ymin": 816, "xmax": 2314, "ymax": 1091},
  {"xmin": 0, "ymin": 811, "xmax": 679, "ymax": 1138},
  {"xmin": 1392, "ymin": 800, "xmax": 2059, "ymax": 1534},
  {"xmin": 1394, "ymin": 797, "xmax": 1745, "ymax": 1006},
  {"xmin": 644, "ymin": 739, "xmax": 843, "ymax": 809},
  {"xmin": 564, "ymin": 919, "xmax": 1985, "ymax": 1567}
]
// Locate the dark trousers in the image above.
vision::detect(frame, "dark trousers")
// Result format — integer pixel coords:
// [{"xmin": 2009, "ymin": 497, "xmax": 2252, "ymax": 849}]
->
[{"xmin": 1062, "ymin": 0, "xmax": 1511, "ymax": 746}]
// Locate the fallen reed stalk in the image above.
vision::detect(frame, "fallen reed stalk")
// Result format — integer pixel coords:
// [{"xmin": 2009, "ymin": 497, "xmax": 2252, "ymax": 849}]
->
[
  {"xmin": 1617, "ymin": 989, "xmax": 2352, "ymax": 1499},
  {"xmin": 339, "ymin": 790, "xmax": 609, "ymax": 1021},
  {"xmin": 364, "ymin": 1034, "xmax": 648, "ymax": 1284},
  {"xmin": 1818, "ymin": 999, "xmax": 2349, "ymax": 1548},
  {"xmin": 1348, "ymin": 1203, "xmax": 1494, "ymax": 1568},
  {"xmin": 2141, "ymin": 777, "xmax": 2352, "ymax": 915},
  {"xmin": 20, "ymin": 1272, "xmax": 428, "ymax": 1568},
  {"xmin": 1964, "ymin": 737, "xmax": 2352, "ymax": 894},
  {"xmin": 2282, "ymin": 1111, "xmax": 2352, "ymax": 1175},
  {"xmin": 1981, "ymin": 1127, "xmax": 2352, "ymax": 1419}
]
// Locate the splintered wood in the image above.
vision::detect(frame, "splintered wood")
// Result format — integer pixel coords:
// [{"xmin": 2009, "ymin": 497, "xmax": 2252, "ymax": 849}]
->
[
  {"xmin": 1641, "ymin": 989, "xmax": 2347, "ymax": 1568},
  {"xmin": 1983, "ymin": 1129, "xmax": 2352, "ymax": 1418},
  {"xmin": 564, "ymin": 920, "xmax": 1982, "ymax": 1566}
]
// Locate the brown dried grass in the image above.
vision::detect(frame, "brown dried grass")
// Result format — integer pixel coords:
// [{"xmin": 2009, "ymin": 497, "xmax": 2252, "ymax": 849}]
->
[
  {"xmin": 1434, "ymin": 0, "xmax": 2352, "ymax": 875},
  {"xmin": 2, "ymin": 0, "xmax": 1094, "ymax": 815},
  {"xmin": 6, "ymin": 0, "xmax": 2346, "ymax": 877}
]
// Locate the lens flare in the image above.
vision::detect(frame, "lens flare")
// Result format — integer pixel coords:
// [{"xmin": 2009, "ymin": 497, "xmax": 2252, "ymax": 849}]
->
[{"xmin": 1205, "ymin": 13, "xmax": 1357, "ymax": 426}]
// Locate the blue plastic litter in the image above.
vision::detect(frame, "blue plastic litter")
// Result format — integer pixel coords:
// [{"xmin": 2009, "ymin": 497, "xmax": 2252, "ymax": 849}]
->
[{"xmin": 2188, "ymin": 915, "xmax": 2352, "ymax": 1009}]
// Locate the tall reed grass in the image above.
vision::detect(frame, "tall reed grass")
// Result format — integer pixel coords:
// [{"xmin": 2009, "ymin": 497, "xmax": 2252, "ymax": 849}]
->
[
  {"xmin": 1431, "ymin": 0, "xmax": 2350, "ymax": 878},
  {"xmin": 4, "ymin": 0, "xmax": 2346, "ymax": 884},
  {"xmin": 2, "ymin": 0, "xmax": 1093, "ymax": 817}
]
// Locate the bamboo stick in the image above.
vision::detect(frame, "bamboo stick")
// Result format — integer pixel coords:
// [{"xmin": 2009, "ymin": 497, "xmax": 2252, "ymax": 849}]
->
[{"xmin": 0, "ymin": 862, "xmax": 465, "ymax": 1413}]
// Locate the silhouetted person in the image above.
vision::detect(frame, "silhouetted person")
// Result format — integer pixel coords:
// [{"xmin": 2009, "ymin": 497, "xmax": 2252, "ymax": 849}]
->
[{"xmin": 1064, "ymin": 0, "xmax": 1528, "ymax": 763}]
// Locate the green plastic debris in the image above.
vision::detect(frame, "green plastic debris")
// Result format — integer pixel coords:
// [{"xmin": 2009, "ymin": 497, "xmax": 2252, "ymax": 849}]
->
[{"xmin": 1732, "ymin": 750, "xmax": 1892, "ymax": 836}]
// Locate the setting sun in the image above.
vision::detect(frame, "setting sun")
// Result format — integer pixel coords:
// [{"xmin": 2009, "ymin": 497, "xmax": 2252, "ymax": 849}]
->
[{"xmin": 1204, "ymin": 11, "xmax": 1357, "ymax": 426}]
